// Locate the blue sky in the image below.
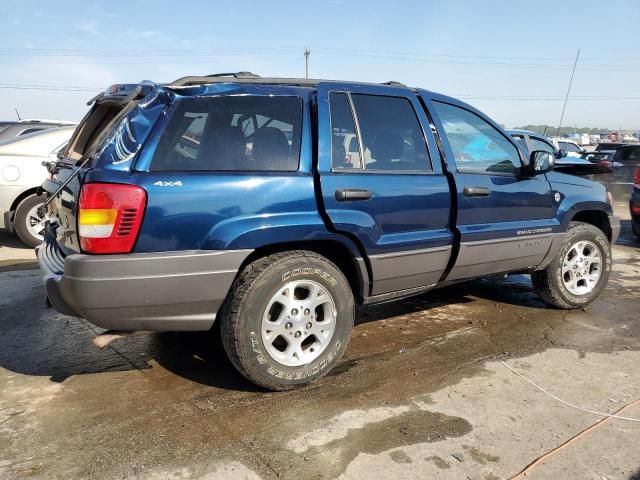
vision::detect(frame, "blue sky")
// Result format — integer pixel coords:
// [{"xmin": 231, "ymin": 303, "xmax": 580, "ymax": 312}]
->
[{"xmin": 2, "ymin": 0, "xmax": 640, "ymax": 129}]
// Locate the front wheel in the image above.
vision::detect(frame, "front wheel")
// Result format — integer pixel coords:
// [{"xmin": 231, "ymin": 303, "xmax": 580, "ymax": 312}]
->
[
  {"xmin": 14, "ymin": 194, "xmax": 48, "ymax": 248},
  {"xmin": 220, "ymin": 251, "xmax": 354, "ymax": 390},
  {"xmin": 532, "ymin": 222, "xmax": 611, "ymax": 309}
]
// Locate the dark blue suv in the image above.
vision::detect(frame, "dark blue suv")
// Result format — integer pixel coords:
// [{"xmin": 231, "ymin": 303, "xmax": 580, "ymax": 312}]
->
[{"xmin": 39, "ymin": 72, "xmax": 620, "ymax": 390}]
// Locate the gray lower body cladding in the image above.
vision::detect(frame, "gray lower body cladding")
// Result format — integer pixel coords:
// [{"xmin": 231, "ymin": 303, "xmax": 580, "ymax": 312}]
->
[
  {"xmin": 369, "ymin": 245, "xmax": 451, "ymax": 295},
  {"xmin": 38, "ymin": 239, "xmax": 251, "ymax": 331},
  {"xmin": 446, "ymin": 233, "xmax": 562, "ymax": 281}
]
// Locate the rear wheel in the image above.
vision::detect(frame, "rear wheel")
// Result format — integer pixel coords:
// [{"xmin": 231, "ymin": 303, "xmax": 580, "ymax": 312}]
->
[
  {"xmin": 532, "ymin": 222, "xmax": 611, "ymax": 309},
  {"xmin": 14, "ymin": 194, "xmax": 48, "ymax": 248},
  {"xmin": 633, "ymin": 220, "xmax": 640, "ymax": 239},
  {"xmin": 220, "ymin": 251, "xmax": 354, "ymax": 390}
]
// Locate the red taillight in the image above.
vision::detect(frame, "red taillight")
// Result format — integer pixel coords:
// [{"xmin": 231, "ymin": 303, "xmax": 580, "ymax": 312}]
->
[
  {"xmin": 78, "ymin": 183, "xmax": 146, "ymax": 254},
  {"xmin": 634, "ymin": 167, "xmax": 640, "ymax": 187}
]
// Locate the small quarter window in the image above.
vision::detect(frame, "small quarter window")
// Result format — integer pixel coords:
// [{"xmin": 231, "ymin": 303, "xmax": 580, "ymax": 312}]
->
[{"xmin": 329, "ymin": 92, "xmax": 362, "ymax": 169}]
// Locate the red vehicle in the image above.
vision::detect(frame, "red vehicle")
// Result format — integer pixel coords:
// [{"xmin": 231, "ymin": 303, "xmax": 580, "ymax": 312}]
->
[{"xmin": 631, "ymin": 167, "xmax": 640, "ymax": 239}]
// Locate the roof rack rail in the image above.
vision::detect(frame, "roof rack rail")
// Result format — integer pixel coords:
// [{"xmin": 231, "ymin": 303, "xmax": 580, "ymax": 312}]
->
[
  {"xmin": 169, "ymin": 74, "xmax": 319, "ymax": 88},
  {"xmin": 167, "ymin": 74, "xmax": 409, "ymax": 89},
  {"xmin": 381, "ymin": 80, "xmax": 406, "ymax": 87},
  {"xmin": 170, "ymin": 71, "xmax": 262, "ymax": 87}
]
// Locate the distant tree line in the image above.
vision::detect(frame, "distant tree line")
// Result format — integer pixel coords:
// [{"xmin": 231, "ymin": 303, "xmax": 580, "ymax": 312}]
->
[{"xmin": 514, "ymin": 125, "xmax": 612, "ymax": 137}]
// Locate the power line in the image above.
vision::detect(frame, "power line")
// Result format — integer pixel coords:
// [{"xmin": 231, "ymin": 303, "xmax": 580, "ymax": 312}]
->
[
  {"xmin": 1, "ymin": 46, "xmax": 639, "ymax": 62},
  {"xmin": 1, "ymin": 84, "xmax": 639, "ymax": 102},
  {"xmin": 1, "ymin": 47, "xmax": 639, "ymax": 70}
]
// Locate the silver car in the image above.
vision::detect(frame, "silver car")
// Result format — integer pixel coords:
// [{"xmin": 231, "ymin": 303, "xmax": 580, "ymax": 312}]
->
[{"xmin": 0, "ymin": 126, "xmax": 75, "ymax": 247}]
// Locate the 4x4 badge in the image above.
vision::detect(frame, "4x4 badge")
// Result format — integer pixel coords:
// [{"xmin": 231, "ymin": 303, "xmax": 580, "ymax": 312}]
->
[{"xmin": 153, "ymin": 181, "xmax": 183, "ymax": 187}]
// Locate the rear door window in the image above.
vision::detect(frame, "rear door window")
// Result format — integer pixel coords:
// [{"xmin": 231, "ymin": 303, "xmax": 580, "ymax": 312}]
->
[
  {"xmin": 151, "ymin": 96, "xmax": 302, "ymax": 172},
  {"xmin": 351, "ymin": 94, "xmax": 431, "ymax": 172}
]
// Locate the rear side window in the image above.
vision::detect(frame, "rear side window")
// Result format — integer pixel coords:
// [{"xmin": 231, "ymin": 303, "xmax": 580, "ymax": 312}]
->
[
  {"xmin": 433, "ymin": 101, "xmax": 521, "ymax": 175},
  {"xmin": 151, "ymin": 96, "xmax": 302, "ymax": 172}
]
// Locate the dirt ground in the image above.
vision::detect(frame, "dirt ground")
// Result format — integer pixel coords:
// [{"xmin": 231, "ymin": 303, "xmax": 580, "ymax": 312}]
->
[{"xmin": 0, "ymin": 203, "xmax": 638, "ymax": 480}]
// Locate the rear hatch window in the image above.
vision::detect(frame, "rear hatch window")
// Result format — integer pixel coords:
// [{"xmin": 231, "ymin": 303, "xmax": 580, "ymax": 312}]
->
[
  {"xmin": 150, "ymin": 95, "xmax": 302, "ymax": 172},
  {"xmin": 43, "ymin": 85, "xmax": 158, "ymax": 253},
  {"xmin": 64, "ymin": 102, "xmax": 129, "ymax": 163}
]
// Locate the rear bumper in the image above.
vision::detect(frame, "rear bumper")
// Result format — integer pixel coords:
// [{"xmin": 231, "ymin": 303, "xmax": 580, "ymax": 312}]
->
[{"xmin": 37, "ymin": 235, "xmax": 251, "ymax": 331}]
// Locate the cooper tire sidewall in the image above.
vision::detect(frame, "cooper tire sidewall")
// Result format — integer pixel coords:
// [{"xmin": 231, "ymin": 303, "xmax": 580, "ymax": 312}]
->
[
  {"xmin": 238, "ymin": 258, "xmax": 353, "ymax": 386},
  {"xmin": 552, "ymin": 228, "xmax": 611, "ymax": 306}
]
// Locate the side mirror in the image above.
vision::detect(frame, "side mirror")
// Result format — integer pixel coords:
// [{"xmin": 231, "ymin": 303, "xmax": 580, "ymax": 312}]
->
[
  {"xmin": 556, "ymin": 148, "xmax": 567, "ymax": 159},
  {"xmin": 528, "ymin": 150, "xmax": 555, "ymax": 175}
]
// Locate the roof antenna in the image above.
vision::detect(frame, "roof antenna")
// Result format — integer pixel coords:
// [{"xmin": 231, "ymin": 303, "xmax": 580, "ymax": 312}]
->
[
  {"xmin": 14, "ymin": 107, "xmax": 21, "ymax": 120},
  {"xmin": 556, "ymin": 49, "xmax": 580, "ymax": 138}
]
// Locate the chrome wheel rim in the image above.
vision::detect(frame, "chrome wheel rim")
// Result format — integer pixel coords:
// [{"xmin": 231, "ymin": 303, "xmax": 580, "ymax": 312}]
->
[
  {"xmin": 25, "ymin": 202, "xmax": 47, "ymax": 241},
  {"xmin": 261, "ymin": 280, "xmax": 336, "ymax": 367},
  {"xmin": 561, "ymin": 240, "xmax": 602, "ymax": 295}
]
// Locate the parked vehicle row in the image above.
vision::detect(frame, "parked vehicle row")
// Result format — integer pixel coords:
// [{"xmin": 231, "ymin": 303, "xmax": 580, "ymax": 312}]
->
[
  {"xmin": 37, "ymin": 73, "xmax": 619, "ymax": 390},
  {"xmin": 0, "ymin": 119, "xmax": 76, "ymax": 144},
  {"xmin": 594, "ymin": 142, "xmax": 640, "ymax": 199},
  {"xmin": 0, "ymin": 127, "xmax": 75, "ymax": 246},
  {"xmin": 631, "ymin": 167, "xmax": 640, "ymax": 239},
  {"xmin": 513, "ymin": 131, "xmax": 640, "ymax": 201},
  {"xmin": 508, "ymin": 129, "xmax": 612, "ymax": 176}
]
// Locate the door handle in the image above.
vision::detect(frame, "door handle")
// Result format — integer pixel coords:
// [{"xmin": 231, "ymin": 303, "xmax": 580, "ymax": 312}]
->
[
  {"xmin": 334, "ymin": 188, "xmax": 373, "ymax": 201},
  {"xmin": 463, "ymin": 186, "xmax": 491, "ymax": 197}
]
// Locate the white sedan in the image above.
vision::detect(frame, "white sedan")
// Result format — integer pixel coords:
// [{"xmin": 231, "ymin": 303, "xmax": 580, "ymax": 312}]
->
[{"xmin": 0, "ymin": 126, "xmax": 75, "ymax": 247}]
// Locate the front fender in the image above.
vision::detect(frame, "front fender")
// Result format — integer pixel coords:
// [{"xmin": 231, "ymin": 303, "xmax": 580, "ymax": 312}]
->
[
  {"xmin": 548, "ymin": 172, "xmax": 612, "ymax": 231},
  {"xmin": 557, "ymin": 200, "xmax": 613, "ymax": 232}
]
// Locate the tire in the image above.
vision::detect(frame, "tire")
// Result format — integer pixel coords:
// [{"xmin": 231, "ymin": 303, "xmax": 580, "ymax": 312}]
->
[
  {"xmin": 220, "ymin": 251, "xmax": 354, "ymax": 391},
  {"xmin": 14, "ymin": 194, "xmax": 47, "ymax": 248},
  {"xmin": 532, "ymin": 221, "xmax": 611, "ymax": 309},
  {"xmin": 633, "ymin": 220, "xmax": 640, "ymax": 239}
]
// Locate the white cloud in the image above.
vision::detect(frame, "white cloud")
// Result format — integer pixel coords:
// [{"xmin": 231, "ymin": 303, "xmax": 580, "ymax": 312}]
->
[
  {"xmin": 139, "ymin": 30, "xmax": 159, "ymax": 38},
  {"xmin": 78, "ymin": 20, "xmax": 99, "ymax": 35}
]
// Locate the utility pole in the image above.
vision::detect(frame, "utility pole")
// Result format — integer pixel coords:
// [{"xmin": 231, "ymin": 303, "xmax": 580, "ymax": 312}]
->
[
  {"xmin": 304, "ymin": 48, "xmax": 311, "ymax": 79},
  {"xmin": 556, "ymin": 49, "xmax": 580, "ymax": 138}
]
